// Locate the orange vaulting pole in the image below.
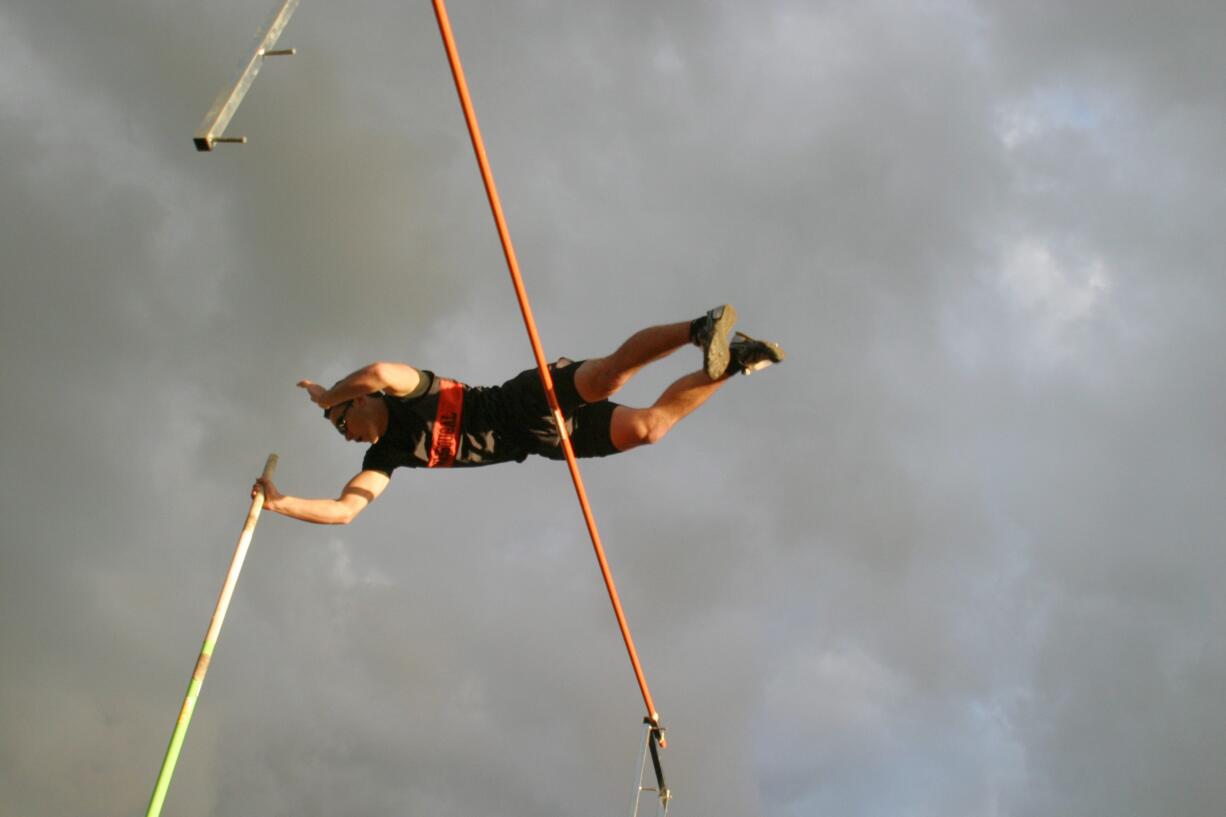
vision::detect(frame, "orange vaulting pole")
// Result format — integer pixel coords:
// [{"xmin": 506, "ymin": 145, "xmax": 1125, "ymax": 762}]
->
[{"xmin": 432, "ymin": 0, "xmax": 664, "ymax": 744}]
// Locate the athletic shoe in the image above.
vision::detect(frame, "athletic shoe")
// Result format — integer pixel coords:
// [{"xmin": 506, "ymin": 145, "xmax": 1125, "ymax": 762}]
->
[
  {"xmin": 727, "ymin": 331, "xmax": 785, "ymax": 376},
  {"xmin": 692, "ymin": 304, "xmax": 738, "ymax": 380}
]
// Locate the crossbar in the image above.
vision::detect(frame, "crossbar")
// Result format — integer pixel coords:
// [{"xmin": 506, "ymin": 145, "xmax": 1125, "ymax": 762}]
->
[{"xmin": 430, "ymin": 0, "xmax": 665, "ymax": 743}]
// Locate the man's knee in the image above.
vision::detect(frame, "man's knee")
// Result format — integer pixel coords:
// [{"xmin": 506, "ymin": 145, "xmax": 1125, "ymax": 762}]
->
[
  {"xmin": 640, "ymin": 412, "xmax": 673, "ymax": 446},
  {"xmin": 574, "ymin": 357, "xmax": 625, "ymax": 403},
  {"xmin": 610, "ymin": 407, "xmax": 672, "ymax": 450}
]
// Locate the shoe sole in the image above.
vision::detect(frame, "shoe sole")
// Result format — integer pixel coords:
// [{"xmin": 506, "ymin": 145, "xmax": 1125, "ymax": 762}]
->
[{"xmin": 704, "ymin": 304, "xmax": 737, "ymax": 379}]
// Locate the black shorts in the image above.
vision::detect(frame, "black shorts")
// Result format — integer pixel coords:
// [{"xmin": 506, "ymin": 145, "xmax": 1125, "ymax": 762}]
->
[{"xmin": 497, "ymin": 358, "xmax": 621, "ymax": 459}]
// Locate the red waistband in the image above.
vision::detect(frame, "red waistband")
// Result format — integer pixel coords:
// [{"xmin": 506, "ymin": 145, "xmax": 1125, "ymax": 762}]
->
[{"xmin": 427, "ymin": 378, "xmax": 464, "ymax": 467}]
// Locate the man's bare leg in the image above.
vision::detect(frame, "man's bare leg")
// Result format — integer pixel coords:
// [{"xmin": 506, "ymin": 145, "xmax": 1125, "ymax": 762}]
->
[
  {"xmin": 608, "ymin": 370, "xmax": 729, "ymax": 451},
  {"xmin": 573, "ymin": 321, "xmax": 693, "ymax": 403},
  {"xmin": 575, "ymin": 307, "xmax": 783, "ymax": 451}
]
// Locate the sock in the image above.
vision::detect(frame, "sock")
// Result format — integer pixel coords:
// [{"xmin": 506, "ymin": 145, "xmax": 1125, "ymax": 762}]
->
[{"xmin": 688, "ymin": 316, "xmax": 706, "ymax": 346}]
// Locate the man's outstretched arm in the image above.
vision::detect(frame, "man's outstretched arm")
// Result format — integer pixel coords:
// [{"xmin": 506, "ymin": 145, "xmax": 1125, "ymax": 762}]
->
[
  {"xmin": 255, "ymin": 470, "xmax": 390, "ymax": 525},
  {"xmin": 299, "ymin": 362, "xmax": 423, "ymax": 409}
]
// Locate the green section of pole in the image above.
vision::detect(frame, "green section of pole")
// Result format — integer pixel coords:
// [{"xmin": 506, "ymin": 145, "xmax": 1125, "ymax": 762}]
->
[{"xmin": 146, "ymin": 454, "xmax": 278, "ymax": 817}]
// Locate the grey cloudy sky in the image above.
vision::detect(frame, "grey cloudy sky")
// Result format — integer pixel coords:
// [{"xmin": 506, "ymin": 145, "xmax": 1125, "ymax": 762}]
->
[{"xmin": 2, "ymin": 1, "xmax": 1224, "ymax": 815}]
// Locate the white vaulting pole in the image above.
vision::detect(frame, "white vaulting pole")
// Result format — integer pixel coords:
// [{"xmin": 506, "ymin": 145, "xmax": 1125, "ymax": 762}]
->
[{"xmin": 145, "ymin": 454, "xmax": 278, "ymax": 817}]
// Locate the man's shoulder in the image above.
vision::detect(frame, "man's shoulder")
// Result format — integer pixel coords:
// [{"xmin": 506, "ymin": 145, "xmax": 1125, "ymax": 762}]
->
[{"xmin": 384, "ymin": 369, "xmax": 438, "ymax": 402}]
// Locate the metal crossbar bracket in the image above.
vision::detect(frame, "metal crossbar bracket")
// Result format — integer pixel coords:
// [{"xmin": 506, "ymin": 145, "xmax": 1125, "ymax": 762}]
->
[
  {"xmin": 194, "ymin": 0, "xmax": 301, "ymax": 151},
  {"xmin": 630, "ymin": 718, "xmax": 671, "ymax": 817}
]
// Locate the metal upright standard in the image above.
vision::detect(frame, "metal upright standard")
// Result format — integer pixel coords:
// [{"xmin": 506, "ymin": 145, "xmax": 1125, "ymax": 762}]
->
[
  {"xmin": 194, "ymin": 0, "xmax": 300, "ymax": 151},
  {"xmin": 145, "ymin": 455, "xmax": 278, "ymax": 817},
  {"xmin": 630, "ymin": 719, "xmax": 671, "ymax": 817}
]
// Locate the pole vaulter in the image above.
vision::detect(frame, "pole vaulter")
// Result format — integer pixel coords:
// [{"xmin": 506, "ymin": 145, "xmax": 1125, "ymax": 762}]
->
[{"xmin": 430, "ymin": 0, "xmax": 667, "ymax": 744}]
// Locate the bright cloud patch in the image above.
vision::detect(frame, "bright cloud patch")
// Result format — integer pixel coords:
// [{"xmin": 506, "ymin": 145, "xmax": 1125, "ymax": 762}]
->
[
  {"xmin": 764, "ymin": 644, "xmax": 909, "ymax": 741},
  {"xmin": 327, "ymin": 538, "xmax": 395, "ymax": 589},
  {"xmin": 996, "ymin": 86, "xmax": 1105, "ymax": 149},
  {"xmin": 999, "ymin": 238, "xmax": 1111, "ymax": 366}
]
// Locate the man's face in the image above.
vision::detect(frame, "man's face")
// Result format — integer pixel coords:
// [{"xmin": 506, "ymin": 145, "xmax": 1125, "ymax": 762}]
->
[{"xmin": 328, "ymin": 397, "xmax": 381, "ymax": 444}]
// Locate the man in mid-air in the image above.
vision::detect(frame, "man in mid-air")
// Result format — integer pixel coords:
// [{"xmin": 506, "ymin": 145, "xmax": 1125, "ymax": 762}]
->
[{"xmin": 255, "ymin": 305, "xmax": 783, "ymax": 524}]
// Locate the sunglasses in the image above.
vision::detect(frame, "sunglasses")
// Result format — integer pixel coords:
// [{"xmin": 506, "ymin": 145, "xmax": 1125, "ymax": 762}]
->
[{"xmin": 328, "ymin": 400, "xmax": 354, "ymax": 435}]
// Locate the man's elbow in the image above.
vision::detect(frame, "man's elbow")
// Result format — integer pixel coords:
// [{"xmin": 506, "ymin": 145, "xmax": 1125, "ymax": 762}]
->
[
  {"xmin": 333, "ymin": 497, "xmax": 369, "ymax": 525},
  {"xmin": 328, "ymin": 507, "xmax": 357, "ymax": 525},
  {"xmin": 367, "ymin": 362, "xmax": 397, "ymax": 388}
]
